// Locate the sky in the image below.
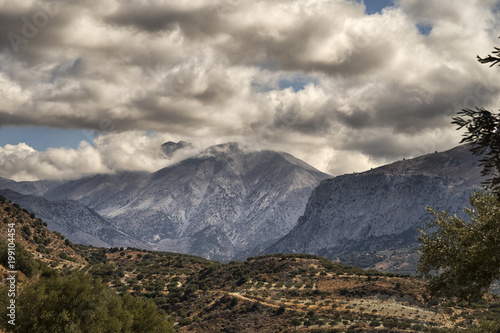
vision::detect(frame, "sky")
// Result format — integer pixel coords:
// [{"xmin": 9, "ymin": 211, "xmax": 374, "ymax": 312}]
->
[{"xmin": 1, "ymin": 0, "xmax": 500, "ymax": 181}]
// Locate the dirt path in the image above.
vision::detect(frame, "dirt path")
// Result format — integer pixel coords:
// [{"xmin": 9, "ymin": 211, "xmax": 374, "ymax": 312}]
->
[{"xmin": 228, "ymin": 291, "xmax": 282, "ymax": 308}]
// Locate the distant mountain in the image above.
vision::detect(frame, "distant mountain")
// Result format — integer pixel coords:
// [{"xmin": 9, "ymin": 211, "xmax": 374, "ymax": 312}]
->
[
  {"xmin": 266, "ymin": 145, "xmax": 484, "ymax": 260},
  {"xmin": 0, "ymin": 189, "xmax": 143, "ymax": 248},
  {"xmin": 16, "ymin": 143, "xmax": 330, "ymax": 260},
  {"xmin": 0, "ymin": 177, "xmax": 62, "ymax": 196}
]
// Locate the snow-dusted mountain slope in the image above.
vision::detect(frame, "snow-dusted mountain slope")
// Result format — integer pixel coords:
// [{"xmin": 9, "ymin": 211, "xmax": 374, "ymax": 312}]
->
[
  {"xmin": 0, "ymin": 189, "xmax": 143, "ymax": 248},
  {"xmin": 266, "ymin": 144, "xmax": 484, "ymax": 259},
  {"xmin": 40, "ymin": 143, "xmax": 330, "ymax": 260}
]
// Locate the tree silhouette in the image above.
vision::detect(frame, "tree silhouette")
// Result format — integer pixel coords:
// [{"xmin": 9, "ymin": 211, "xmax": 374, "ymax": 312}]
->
[
  {"xmin": 477, "ymin": 40, "xmax": 500, "ymax": 66},
  {"xmin": 452, "ymin": 41, "xmax": 500, "ymax": 196}
]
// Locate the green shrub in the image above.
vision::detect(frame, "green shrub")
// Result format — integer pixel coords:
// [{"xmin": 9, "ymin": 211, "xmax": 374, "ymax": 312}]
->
[
  {"xmin": 53, "ymin": 231, "xmax": 65, "ymax": 240},
  {"xmin": 20, "ymin": 225, "xmax": 31, "ymax": 237},
  {"xmin": 0, "ymin": 272, "xmax": 174, "ymax": 333},
  {"xmin": 58, "ymin": 252, "xmax": 77, "ymax": 262},
  {"xmin": 0, "ymin": 240, "xmax": 44, "ymax": 278}
]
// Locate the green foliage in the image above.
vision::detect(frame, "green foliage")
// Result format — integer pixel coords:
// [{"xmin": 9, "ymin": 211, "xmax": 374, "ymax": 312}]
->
[
  {"xmin": 453, "ymin": 108, "xmax": 500, "ymax": 194},
  {"xmin": 276, "ymin": 305, "xmax": 286, "ymax": 315},
  {"xmin": 53, "ymin": 231, "xmax": 65, "ymax": 240},
  {"xmin": 448, "ymin": 319, "xmax": 500, "ymax": 333},
  {"xmin": 0, "ymin": 272, "xmax": 174, "ymax": 333},
  {"xmin": 229, "ymin": 297, "xmax": 239, "ymax": 308},
  {"xmin": 0, "ymin": 240, "xmax": 44, "ymax": 278},
  {"xmin": 36, "ymin": 245, "xmax": 50, "ymax": 255},
  {"xmin": 87, "ymin": 248, "xmax": 108, "ymax": 265},
  {"xmin": 58, "ymin": 252, "xmax": 77, "ymax": 262},
  {"xmin": 418, "ymin": 192, "xmax": 500, "ymax": 301},
  {"xmin": 21, "ymin": 225, "xmax": 31, "ymax": 237},
  {"xmin": 452, "ymin": 40, "xmax": 500, "ymax": 196}
]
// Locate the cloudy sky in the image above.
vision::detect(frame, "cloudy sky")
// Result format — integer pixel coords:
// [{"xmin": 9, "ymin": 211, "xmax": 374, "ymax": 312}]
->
[{"xmin": 1, "ymin": 0, "xmax": 500, "ymax": 181}]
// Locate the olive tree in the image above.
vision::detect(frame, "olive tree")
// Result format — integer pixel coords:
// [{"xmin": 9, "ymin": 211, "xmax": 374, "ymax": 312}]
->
[
  {"xmin": 418, "ymin": 192, "xmax": 500, "ymax": 300},
  {"xmin": 418, "ymin": 40, "xmax": 500, "ymax": 301}
]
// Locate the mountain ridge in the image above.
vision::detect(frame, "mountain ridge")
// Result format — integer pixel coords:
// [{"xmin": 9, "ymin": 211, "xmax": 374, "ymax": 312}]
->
[{"xmin": 266, "ymin": 144, "xmax": 484, "ymax": 262}]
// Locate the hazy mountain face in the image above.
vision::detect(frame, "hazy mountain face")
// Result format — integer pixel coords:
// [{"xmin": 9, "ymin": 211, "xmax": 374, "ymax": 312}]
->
[
  {"xmin": 0, "ymin": 177, "xmax": 62, "ymax": 197},
  {"xmin": 266, "ymin": 145, "xmax": 484, "ymax": 259},
  {"xmin": 3, "ymin": 143, "xmax": 329, "ymax": 260}
]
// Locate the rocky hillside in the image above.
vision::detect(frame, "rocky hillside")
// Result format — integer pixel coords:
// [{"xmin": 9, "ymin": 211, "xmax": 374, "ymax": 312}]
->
[
  {"xmin": 0, "ymin": 195, "xmax": 87, "ymax": 270},
  {"xmin": 267, "ymin": 145, "xmax": 484, "ymax": 261}
]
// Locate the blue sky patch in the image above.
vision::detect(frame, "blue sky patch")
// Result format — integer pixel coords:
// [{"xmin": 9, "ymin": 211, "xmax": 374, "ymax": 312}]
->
[
  {"xmin": 278, "ymin": 77, "xmax": 318, "ymax": 92},
  {"xmin": 416, "ymin": 23, "xmax": 433, "ymax": 35},
  {"xmin": 0, "ymin": 126, "xmax": 93, "ymax": 151},
  {"xmin": 359, "ymin": 0, "xmax": 394, "ymax": 15}
]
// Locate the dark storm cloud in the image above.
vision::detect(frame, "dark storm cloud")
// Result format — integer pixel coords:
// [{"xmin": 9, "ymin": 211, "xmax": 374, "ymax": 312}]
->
[
  {"xmin": 135, "ymin": 97, "xmax": 208, "ymax": 127},
  {"xmin": 0, "ymin": 3, "xmax": 78, "ymax": 60},
  {"xmin": 271, "ymin": 97, "xmax": 335, "ymax": 135},
  {"xmin": 104, "ymin": 4, "xmax": 224, "ymax": 38},
  {"xmin": 215, "ymin": 8, "xmax": 395, "ymax": 76},
  {"xmin": 0, "ymin": 112, "xmax": 34, "ymax": 127},
  {"xmin": 0, "ymin": 108, "xmax": 109, "ymax": 130},
  {"xmin": 336, "ymin": 109, "xmax": 374, "ymax": 129},
  {"xmin": 402, "ymin": 84, "xmax": 494, "ymax": 133},
  {"xmin": 105, "ymin": 0, "xmax": 392, "ymax": 77},
  {"xmin": 342, "ymin": 134, "xmax": 415, "ymax": 161}
]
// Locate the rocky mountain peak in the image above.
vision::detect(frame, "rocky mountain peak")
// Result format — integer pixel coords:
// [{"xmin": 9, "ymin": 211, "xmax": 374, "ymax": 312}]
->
[{"xmin": 161, "ymin": 141, "xmax": 193, "ymax": 157}]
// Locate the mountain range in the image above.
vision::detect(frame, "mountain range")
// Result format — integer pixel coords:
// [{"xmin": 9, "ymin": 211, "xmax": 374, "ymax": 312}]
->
[
  {"xmin": 0, "ymin": 142, "xmax": 329, "ymax": 260},
  {"xmin": 0, "ymin": 142, "xmax": 484, "ymax": 264}
]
